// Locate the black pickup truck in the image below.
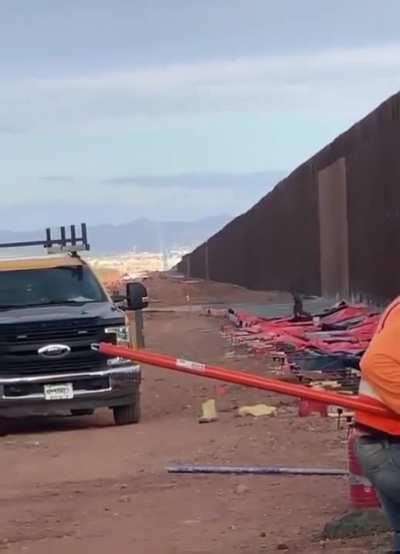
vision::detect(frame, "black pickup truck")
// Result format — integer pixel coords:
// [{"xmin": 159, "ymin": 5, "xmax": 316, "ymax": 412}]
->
[{"xmin": 0, "ymin": 224, "xmax": 142, "ymax": 425}]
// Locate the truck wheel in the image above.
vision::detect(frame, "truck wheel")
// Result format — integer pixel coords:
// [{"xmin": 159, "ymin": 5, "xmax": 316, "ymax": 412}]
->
[
  {"xmin": 71, "ymin": 409, "xmax": 95, "ymax": 416},
  {"xmin": 0, "ymin": 419, "xmax": 7, "ymax": 437},
  {"xmin": 113, "ymin": 395, "xmax": 141, "ymax": 425}
]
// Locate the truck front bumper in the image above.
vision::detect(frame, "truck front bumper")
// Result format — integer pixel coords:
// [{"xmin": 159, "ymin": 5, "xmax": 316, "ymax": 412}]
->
[{"xmin": 0, "ymin": 364, "xmax": 141, "ymax": 417}]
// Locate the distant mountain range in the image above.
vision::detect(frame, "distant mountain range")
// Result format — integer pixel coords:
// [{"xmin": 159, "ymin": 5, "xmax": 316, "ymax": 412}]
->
[
  {"xmin": 88, "ymin": 215, "xmax": 230, "ymax": 253},
  {"xmin": 0, "ymin": 215, "xmax": 230, "ymax": 255}
]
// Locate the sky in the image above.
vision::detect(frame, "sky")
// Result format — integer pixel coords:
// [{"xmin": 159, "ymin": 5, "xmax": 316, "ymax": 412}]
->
[{"xmin": 1, "ymin": 0, "xmax": 400, "ymax": 230}]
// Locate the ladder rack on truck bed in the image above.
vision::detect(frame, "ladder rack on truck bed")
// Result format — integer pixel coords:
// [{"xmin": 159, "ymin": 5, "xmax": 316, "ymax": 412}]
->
[{"xmin": 0, "ymin": 223, "xmax": 90, "ymax": 254}]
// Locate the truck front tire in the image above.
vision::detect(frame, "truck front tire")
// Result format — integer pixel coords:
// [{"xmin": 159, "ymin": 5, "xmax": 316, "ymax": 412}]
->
[{"xmin": 113, "ymin": 393, "xmax": 141, "ymax": 425}]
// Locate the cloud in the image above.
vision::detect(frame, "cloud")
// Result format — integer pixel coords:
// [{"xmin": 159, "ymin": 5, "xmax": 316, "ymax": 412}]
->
[
  {"xmin": 102, "ymin": 171, "xmax": 285, "ymax": 189},
  {"xmin": 0, "ymin": 44, "xmax": 400, "ymax": 132},
  {"xmin": 40, "ymin": 176, "xmax": 75, "ymax": 183}
]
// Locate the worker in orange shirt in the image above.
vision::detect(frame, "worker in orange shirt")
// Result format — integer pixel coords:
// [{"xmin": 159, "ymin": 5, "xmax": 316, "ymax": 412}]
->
[{"xmin": 356, "ymin": 298, "xmax": 400, "ymax": 553}]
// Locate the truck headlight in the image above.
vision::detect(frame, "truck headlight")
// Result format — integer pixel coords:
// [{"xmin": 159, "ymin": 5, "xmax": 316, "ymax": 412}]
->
[{"xmin": 104, "ymin": 326, "xmax": 128, "ymax": 345}]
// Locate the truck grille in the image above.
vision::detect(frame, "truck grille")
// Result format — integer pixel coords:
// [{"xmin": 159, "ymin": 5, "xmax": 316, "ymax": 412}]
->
[
  {"xmin": 0, "ymin": 319, "xmax": 109, "ymax": 376},
  {"xmin": 0, "ymin": 321, "xmax": 100, "ymax": 345}
]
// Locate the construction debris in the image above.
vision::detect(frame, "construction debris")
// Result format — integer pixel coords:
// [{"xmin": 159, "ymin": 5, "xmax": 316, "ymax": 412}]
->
[
  {"xmin": 238, "ymin": 404, "xmax": 278, "ymax": 417},
  {"xmin": 217, "ymin": 301, "xmax": 381, "ymax": 393},
  {"xmin": 198, "ymin": 399, "xmax": 218, "ymax": 423},
  {"xmin": 310, "ymin": 380, "xmax": 341, "ymax": 390}
]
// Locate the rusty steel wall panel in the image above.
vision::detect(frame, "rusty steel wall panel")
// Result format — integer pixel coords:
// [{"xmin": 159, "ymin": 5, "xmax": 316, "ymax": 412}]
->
[
  {"xmin": 242, "ymin": 162, "xmax": 320, "ymax": 293},
  {"xmin": 179, "ymin": 92, "xmax": 400, "ymax": 303},
  {"xmin": 318, "ymin": 158, "xmax": 350, "ymax": 299},
  {"xmin": 346, "ymin": 121, "xmax": 400, "ymax": 303}
]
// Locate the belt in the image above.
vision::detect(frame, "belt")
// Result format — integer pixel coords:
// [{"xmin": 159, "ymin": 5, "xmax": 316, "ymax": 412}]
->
[{"xmin": 355, "ymin": 423, "xmax": 400, "ymax": 442}]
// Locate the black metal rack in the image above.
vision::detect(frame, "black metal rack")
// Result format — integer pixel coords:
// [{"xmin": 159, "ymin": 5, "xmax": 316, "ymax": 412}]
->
[{"xmin": 0, "ymin": 223, "xmax": 90, "ymax": 254}]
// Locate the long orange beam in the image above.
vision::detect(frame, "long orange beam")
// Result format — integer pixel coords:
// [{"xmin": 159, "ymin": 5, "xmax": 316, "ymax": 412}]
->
[{"xmin": 96, "ymin": 342, "xmax": 398, "ymax": 420}]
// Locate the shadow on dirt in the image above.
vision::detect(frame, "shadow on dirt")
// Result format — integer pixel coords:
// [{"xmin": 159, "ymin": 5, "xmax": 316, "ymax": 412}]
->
[{"xmin": 0, "ymin": 411, "xmax": 113, "ymax": 436}]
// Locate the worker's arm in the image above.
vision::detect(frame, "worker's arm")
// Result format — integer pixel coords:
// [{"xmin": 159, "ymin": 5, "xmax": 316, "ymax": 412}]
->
[{"xmin": 361, "ymin": 322, "xmax": 400, "ymax": 415}]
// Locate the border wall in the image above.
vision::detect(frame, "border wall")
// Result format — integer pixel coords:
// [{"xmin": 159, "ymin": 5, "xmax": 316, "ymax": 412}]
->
[{"xmin": 178, "ymin": 92, "xmax": 400, "ymax": 304}]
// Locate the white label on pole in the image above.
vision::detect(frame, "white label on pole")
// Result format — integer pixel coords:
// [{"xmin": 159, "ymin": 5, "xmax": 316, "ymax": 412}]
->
[{"xmin": 177, "ymin": 359, "xmax": 206, "ymax": 372}]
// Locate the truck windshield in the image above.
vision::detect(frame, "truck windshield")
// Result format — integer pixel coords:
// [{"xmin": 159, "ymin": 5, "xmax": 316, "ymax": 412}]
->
[{"xmin": 0, "ymin": 266, "xmax": 107, "ymax": 308}]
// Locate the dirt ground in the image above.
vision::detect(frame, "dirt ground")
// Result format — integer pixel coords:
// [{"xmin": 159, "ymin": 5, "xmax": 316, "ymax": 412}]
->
[
  {"xmin": 145, "ymin": 272, "xmax": 292, "ymax": 307},
  {"xmin": 0, "ymin": 277, "xmax": 389, "ymax": 553}
]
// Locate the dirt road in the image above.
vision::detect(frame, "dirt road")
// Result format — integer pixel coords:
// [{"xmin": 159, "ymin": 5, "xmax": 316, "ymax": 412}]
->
[{"xmin": 0, "ymin": 282, "xmax": 388, "ymax": 553}]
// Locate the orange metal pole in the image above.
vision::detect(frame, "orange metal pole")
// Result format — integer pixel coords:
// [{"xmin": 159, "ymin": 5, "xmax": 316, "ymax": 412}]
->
[{"xmin": 96, "ymin": 342, "xmax": 398, "ymax": 420}]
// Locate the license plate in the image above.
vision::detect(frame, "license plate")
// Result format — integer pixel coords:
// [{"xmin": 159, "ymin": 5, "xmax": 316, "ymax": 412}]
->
[{"xmin": 44, "ymin": 383, "xmax": 74, "ymax": 401}]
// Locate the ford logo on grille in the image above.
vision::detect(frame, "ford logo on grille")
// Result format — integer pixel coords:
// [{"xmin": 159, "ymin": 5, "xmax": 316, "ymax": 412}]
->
[{"xmin": 38, "ymin": 344, "xmax": 71, "ymax": 359}]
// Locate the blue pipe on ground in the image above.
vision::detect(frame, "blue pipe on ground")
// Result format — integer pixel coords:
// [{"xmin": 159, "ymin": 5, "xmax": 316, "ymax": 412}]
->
[{"xmin": 166, "ymin": 465, "xmax": 347, "ymax": 476}]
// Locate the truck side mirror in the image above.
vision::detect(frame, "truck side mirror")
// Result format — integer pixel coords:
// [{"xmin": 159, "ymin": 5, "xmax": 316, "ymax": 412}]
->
[{"xmin": 126, "ymin": 282, "xmax": 149, "ymax": 311}]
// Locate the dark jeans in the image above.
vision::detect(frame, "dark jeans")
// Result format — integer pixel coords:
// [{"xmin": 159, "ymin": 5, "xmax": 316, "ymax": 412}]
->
[{"xmin": 356, "ymin": 436, "xmax": 400, "ymax": 551}]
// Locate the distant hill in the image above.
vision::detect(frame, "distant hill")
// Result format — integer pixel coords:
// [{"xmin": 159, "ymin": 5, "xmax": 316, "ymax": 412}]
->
[
  {"xmin": 88, "ymin": 215, "xmax": 231, "ymax": 253},
  {"xmin": 0, "ymin": 215, "xmax": 230, "ymax": 255}
]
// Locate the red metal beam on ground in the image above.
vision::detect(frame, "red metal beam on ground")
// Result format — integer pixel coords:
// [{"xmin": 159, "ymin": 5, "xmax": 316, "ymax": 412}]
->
[{"xmin": 97, "ymin": 342, "xmax": 397, "ymax": 420}]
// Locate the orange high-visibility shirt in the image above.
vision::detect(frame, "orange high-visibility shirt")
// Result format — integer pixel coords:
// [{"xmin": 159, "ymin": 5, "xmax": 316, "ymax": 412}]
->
[{"xmin": 360, "ymin": 300, "xmax": 400, "ymax": 415}]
